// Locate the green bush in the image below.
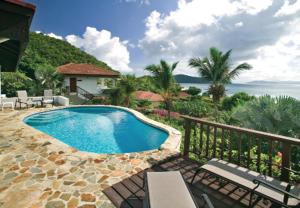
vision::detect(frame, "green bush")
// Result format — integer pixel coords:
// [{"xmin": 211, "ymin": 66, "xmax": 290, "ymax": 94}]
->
[
  {"xmin": 136, "ymin": 99, "xmax": 152, "ymax": 108},
  {"xmin": 1, "ymin": 72, "xmax": 32, "ymax": 97},
  {"xmin": 171, "ymin": 99, "xmax": 212, "ymax": 117},
  {"xmin": 221, "ymin": 92, "xmax": 255, "ymax": 111},
  {"xmin": 186, "ymin": 86, "xmax": 201, "ymax": 96}
]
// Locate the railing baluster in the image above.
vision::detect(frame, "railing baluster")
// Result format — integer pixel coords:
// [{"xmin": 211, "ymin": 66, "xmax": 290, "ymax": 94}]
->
[
  {"xmin": 213, "ymin": 126, "xmax": 217, "ymax": 158},
  {"xmin": 206, "ymin": 125, "xmax": 210, "ymax": 158},
  {"xmin": 229, "ymin": 130, "xmax": 232, "ymax": 162},
  {"xmin": 247, "ymin": 135, "xmax": 251, "ymax": 168},
  {"xmin": 268, "ymin": 140, "xmax": 273, "ymax": 176},
  {"xmin": 238, "ymin": 134, "xmax": 242, "ymax": 165},
  {"xmin": 257, "ymin": 138, "xmax": 261, "ymax": 173},
  {"xmin": 220, "ymin": 128, "xmax": 225, "ymax": 160},
  {"xmin": 192, "ymin": 126, "xmax": 197, "ymax": 154},
  {"xmin": 183, "ymin": 120, "xmax": 192, "ymax": 158},
  {"xmin": 199, "ymin": 123, "xmax": 204, "ymax": 156},
  {"xmin": 281, "ymin": 143, "xmax": 291, "ymax": 182}
]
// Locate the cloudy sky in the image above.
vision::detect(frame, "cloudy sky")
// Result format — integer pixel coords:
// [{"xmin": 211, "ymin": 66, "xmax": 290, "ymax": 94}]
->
[{"xmin": 28, "ymin": 0, "xmax": 300, "ymax": 82}]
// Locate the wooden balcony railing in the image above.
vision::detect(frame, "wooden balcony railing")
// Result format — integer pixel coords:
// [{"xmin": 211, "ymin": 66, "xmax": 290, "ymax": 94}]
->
[{"xmin": 181, "ymin": 115, "xmax": 300, "ymax": 182}]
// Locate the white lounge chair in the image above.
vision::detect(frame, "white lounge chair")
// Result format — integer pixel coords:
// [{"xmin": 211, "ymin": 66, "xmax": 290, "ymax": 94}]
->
[
  {"xmin": 0, "ymin": 96, "xmax": 14, "ymax": 111},
  {"xmin": 192, "ymin": 158, "xmax": 300, "ymax": 207},
  {"xmin": 144, "ymin": 171, "xmax": 214, "ymax": 208},
  {"xmin": 42, "ymin": 90, "xmax": 54, "ymax": 107},
  {"xmin": 16, "ymin": 90, "xmax": 33, "ymax": 109}
]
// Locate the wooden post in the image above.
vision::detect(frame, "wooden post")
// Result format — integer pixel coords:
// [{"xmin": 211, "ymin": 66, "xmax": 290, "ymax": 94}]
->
[
  {"xmin": 183, "ymin": 119, "xmax": 192, "ymax": 158},
  {"xmin": 281, "ymin": 143, "xmax": 291, "ymax": 182}
]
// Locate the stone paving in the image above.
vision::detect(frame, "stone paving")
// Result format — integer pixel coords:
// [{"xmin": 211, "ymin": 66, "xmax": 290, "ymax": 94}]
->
[{"xmin": 0, "ymin": 107, "xmax": 180, "ymax": 208}]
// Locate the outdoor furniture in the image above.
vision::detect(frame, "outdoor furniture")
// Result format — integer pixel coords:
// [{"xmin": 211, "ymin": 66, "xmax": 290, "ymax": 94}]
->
[
  {"xmin": 144, "ymin": 171, "xmax": 213, "ymax": 208},
  {"xmin": 191, "ymin": 158, "xmax": 300, "ymax": 207},
  {"xmin": 15, "ymin": 90, "xmax": 33, "ymax": 109},
  {"xmin": 42, "ymin": 90, "xmax": 54, "ymax": 107},
  {"xmin": 0, "ymin": 100, "xmax": 14, "ymax": 111}
]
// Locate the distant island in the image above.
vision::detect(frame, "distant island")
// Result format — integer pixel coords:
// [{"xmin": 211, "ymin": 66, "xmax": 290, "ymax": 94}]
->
[
  {"xmin": 174, "ymin": 74, "xmax": 300, "ymax": 85},
  {"xmin": 174, "ymin": 74, "xmax": 209, "ymax": 83}
]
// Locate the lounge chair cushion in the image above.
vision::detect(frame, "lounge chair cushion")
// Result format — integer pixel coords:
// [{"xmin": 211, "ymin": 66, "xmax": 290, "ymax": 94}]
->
[
  {"xmin": 146, "ymin": 171, "xmax": 197, "ymax": 208},
  {"xmin": 201, "ymin": 159, "xmax": 300, "ymax": 206}
]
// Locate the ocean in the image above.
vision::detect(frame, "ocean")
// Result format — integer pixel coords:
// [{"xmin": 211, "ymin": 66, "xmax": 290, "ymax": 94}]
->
[{"xmin": 180, "ymin": 83, "xmax": 300, "ymax": 100}]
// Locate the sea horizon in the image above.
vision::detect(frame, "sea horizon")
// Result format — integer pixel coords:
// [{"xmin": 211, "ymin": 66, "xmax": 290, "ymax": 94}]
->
[{"xmin": 180, "ymin": 82, "xmax": 300, "ymax": 100}]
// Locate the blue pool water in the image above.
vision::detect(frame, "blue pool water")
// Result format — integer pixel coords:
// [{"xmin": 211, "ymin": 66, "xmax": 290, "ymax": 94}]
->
[{"xmin": 24, "ymin": 107, "xmax": 169, "ymax": 154}]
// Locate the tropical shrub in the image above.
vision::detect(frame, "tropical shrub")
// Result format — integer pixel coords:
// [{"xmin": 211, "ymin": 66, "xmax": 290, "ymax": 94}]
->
[
  {"xmin": 136, "ymin": 100, "xmax": 152, "ymax": 108},
  {"xmin": 186, "ymin": 86, "xmax": 201, "ymax": 96},
  {"xmin": 171, "ymin": 99, "xmax": 212, "ymax": 117},
  {"xmin": 119, "ymin": 75, "xmax": 137, "ymax": 107},
  {"xmin": 1, "ymin": 72, "xmax": 32, "ymax": 97},
  {"xmin": 231, "ymin": 95, "xmax": 300, "ymax": 138},
  {"xmin": 221, "ymin": 92, "xmax": 255, "ymax": 111}
]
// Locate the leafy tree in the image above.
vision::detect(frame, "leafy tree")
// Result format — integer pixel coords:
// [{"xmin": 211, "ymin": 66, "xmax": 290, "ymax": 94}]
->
[
  {"xmin": 34, "ymin": 64, "xmax": 63, "ymax": 93},
  {"xmin": 189, "ymin": 47, "xmax": 252, "ymax": 103},
  {"xmin": 186, "ymin": 86, "xmax": 201, "ymax": 96},
  {"xmin": 231, "ymin": 95, "xmax": 300, "ymax": 138},
  {"xmin": 1, "ymin": 72, "xmax": 32, "ymax": 97},
  {"xmin": 119, "ymin": 75, "xmax": 137, "ymax": 107},
  {"xmin": 222, "ymin": 92, "xmax": 255, "ymax": 111},
  {"xmin": 145, "ymin": 60, "xmax": 179, "ymax": 119}
]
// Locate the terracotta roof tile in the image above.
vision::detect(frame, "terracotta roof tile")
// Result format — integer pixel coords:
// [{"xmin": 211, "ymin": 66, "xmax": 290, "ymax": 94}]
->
[
  {"xmin": 134, "ymin": 91, "xmax": 163, "ymax": 102},
  {"xmin": 57, "ymin": 63, "xmax": 120, "ymax": 77}
]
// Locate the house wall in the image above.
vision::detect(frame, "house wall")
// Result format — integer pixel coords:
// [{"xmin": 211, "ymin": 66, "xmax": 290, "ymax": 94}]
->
[{"xmin": 63, "ymin": 76, "xmax": 100, "ymax": 94}]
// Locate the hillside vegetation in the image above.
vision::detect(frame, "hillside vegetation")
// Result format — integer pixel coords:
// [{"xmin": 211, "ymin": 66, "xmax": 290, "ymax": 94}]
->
[{"xmin": 18, "ymin": 32, "xmax": 114, "ymax": 79}]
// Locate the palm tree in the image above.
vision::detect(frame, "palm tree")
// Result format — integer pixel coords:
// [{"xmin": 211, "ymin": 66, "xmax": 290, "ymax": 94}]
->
[
  {"xmin": 119, "ymin": 75, "xmax": 137, "ymax": 107},
  {"xmin": 145, "ymin": 60, "xmax": 179, "ymax": 119},
  {"xmin": 35, "ymin": 64, "xmax": 63, "ymax": 92},
  {"xmin": 189, "ymin": 47, "xmax": 252, "ymax": 103}
]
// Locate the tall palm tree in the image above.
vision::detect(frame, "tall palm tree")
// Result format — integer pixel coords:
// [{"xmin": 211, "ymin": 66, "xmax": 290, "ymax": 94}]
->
[
  {"xmin": 189, "ymin": 47, "xmax": 252, "ymax": 103},
  {"xmin": 145, "ymin": 60, "xmax": 179, "ymax": 119},
  {"xmin": 119, "ymin": 75, "xmax": 137, "ymax": 107}
]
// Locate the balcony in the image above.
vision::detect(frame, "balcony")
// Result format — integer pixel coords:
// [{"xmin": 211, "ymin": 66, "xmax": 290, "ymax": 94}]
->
[{"xmin": 104, "ymin": 115, "xmax": 300, "ymax": 208}]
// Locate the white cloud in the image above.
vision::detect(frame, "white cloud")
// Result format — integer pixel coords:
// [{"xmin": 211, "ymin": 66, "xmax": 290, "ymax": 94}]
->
[
  {"xmin": 139, "ymin": 0, "xmax": 300, "ymax": 82},
  {"xmin": 66, "ymin": 27, "xmax": 132, "ymax": 73},
  {"xmin": 275, "ymin": 0, "xmax": 300, "ymax": 17},
  {"xmin": 235, "ymin": 21, "xmax": 244, "ymax": 27},
  {"xmin": 47, "ymin": 32, "xmax": 63, "ymax": 40},
  {"xmin": 123, "ymin": 0, "xmax": 150, "ymax": 5},
  {"xmin": 34, "ymin": 31, "xmax": 63, "ymax": 40},
  {"xmin": 239, "ymin": 19, "xmax": 300, "ymax": 82}
]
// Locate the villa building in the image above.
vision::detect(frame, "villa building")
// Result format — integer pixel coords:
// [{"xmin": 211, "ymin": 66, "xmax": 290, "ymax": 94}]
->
[{"xmin": 57, "ymin": 63, "xmax": 120, "ymax": 95}]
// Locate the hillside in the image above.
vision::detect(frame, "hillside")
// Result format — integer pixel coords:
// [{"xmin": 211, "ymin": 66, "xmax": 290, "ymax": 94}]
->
[
  {"xmin": 174, "ymin": 74, "xmax": 209, "ymax": 83},
  {"xmin": 18, "ymin": 32, "xmax": 115, "ymax": 78}
]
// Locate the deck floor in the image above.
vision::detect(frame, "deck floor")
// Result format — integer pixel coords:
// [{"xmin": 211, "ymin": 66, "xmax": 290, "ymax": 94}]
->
[{"xmin": 104, "ymin": 156, "xmax": 271, "ymax": 208}]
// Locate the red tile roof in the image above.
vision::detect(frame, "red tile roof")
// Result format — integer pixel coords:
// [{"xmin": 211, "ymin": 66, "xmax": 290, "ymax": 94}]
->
[
  {"xmin": 57, "ymin": 63, "xmax": 120, "ymax": 77},
  {"xmin": 178, "ymin": 91, "xmax": 190, "ymax": 99},
  {"xmin": 134, "ymin": 91, "xmax": 164, "ymax": 102}
]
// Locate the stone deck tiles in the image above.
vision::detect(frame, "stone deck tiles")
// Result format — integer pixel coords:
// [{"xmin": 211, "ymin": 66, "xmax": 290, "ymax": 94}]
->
[{"xmin": 0, "ymin": 108, "xmax": 180, "ymax": 208}]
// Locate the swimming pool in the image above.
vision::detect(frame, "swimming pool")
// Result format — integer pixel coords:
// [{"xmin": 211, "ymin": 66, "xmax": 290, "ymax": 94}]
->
[{"xmin": 24, "ymin": 106, "xmax": 169, "ymax": 154}]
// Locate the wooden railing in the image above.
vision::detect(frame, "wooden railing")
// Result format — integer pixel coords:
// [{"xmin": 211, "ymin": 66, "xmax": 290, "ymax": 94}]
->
[{"xmin": 181, "ymin": 115, "xmax": 300, "ymax": 182}]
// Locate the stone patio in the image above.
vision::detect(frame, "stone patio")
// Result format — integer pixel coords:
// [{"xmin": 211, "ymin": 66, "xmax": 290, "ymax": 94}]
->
[{"xmin": 0, "ymin": 108, "xmax": 180, "ymax": 208}]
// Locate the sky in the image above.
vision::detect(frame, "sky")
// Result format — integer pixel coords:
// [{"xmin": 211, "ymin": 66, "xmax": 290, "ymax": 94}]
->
[{"xmin": 27, "ymin": 0, "xmax": 300, "ymax": 82}]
